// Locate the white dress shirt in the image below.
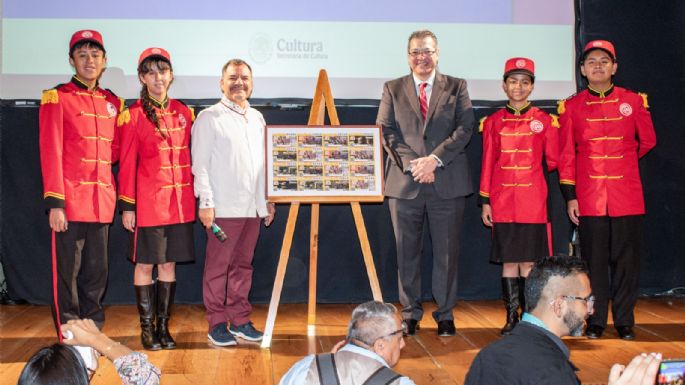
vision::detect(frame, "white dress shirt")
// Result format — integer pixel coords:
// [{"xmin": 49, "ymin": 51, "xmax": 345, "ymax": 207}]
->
[
  {"xmin": 278, "ymin": 343, "xmax": 416, "ymax": 385},
  {"xmin": 412, "ymin": 70, "xmax": 436, "ymax": 108},
  {"xmin": 191, "ymin": 96, "xmax": 269, "ymax": 218},
  {"xmin": 410, "ymin": 70, "xmax": 443, "ymax": 166}
]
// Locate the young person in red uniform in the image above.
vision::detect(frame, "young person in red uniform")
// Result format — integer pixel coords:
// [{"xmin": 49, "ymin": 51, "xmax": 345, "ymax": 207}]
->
[
  {"xmin": 117, "ymin": 48, "xmax": 196, "ymax": 350},
  {"xmin": 479, "ymin": 58, "xmax": 560, "ymax": 335},
  {"xmin": 40, "ymin": 30, "xmax": 124, "ymax": 340},
  {"xmin": 558, "ymin": 40, "xmax": 657, "ymax": 340}
]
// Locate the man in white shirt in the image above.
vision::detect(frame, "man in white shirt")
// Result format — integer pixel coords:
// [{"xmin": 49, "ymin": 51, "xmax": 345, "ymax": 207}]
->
[
  {"xmin": 191, "ymin": 59, "xmax": 275, "ymax": 346},
  {"xmin": 279, "ymin": 301, "xmax": 417, "ymax": 385}
]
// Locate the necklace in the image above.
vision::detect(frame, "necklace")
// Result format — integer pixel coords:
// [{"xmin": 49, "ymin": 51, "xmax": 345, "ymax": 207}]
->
[{"xmin": 221, "ymin": 100, "xmax": 248, "ymax": 117}]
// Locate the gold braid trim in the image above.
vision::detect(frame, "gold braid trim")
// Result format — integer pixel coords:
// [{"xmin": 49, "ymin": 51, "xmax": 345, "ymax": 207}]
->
[
  {"xmin": 550, "ymin": 114, "xmax": 560, "ymax": 128},
  {"xmin": 557, "ymin": 100, "xmax": 566, "ymax": 115},
  {"xmin": 117, "ymin": 109, "xmax": 131, "ymax": 127},
  {"xmin": 478, "ymin": 116, "xmax": 487, "ymax": 133},
  {"xmin": 189, "ymin": 107, "xmax": 196, "ymax": 122},
  {"xmin": 639, "ymin": 92, "xmax": 650, "ymax": 109},
  {"xmin": 41, "ymin": 89, "xmax": 59, "ymax": 105}
]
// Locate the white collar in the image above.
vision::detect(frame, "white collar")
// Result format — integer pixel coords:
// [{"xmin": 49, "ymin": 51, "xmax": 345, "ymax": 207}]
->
[
  {"xmin": 220, "ymin": 96, "xmax": 250, "ymax": 115},
  {"xmin": 412, "ymin": 71, "xmax": 436, "ymax": 88}
]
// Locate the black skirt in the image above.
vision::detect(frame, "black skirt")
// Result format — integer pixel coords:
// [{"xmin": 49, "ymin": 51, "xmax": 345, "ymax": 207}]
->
[
  {"xmin": 490, "ymin": 223, "xmax": 549, "ymax": 264},
  {"xmin": 128, "ymin": 222, "xmax": 195, "ymax": 264}
]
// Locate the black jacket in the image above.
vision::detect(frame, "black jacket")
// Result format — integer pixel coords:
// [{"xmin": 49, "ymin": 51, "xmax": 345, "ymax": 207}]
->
[{"xmin": 464, "ymin": 321, "xmax": 580, "ymax": 385}]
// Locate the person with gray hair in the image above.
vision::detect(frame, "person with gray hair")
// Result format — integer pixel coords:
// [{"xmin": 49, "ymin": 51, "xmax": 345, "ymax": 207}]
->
[
  {"xmin": 278, "ymin": 301, "xmax": 416, "ymax": 385},
  {"xmin": 192, "ymin": 58, "xmax": 276, "ymax": 347}
]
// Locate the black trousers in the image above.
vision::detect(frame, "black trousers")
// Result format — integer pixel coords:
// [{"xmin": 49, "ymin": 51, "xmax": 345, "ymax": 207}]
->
[
  {"xmin": 388, "ymin": 184, "xmax": 466, "ymax": 322},
  {"xmin": 578, "ymin": 215, "xmax": 642, "ymax": 328},
  {"xmin": 51, "ymin": 222, "xmax": 109, "ymax": 339}
]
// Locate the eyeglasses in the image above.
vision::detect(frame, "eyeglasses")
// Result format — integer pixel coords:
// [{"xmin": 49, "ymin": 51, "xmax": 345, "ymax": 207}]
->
[
  {"xmin": 562, "ymin": 294, "xmax": 595, "ymax": 308},
  {"xmin": 409, "ymin": 49, "xmax": 436, "ymax": 57},
  {"xmin": 381, "ymin": 327, "xmax": 405, "ymax": 339}
]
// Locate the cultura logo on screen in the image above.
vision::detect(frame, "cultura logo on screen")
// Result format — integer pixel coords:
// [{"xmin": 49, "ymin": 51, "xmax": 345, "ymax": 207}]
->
[
  {"xmin": 249, "ymin": 33, "xmax": 274, "ymax": 64},
  {"xmin": 249, "ymin": 34, "xmax": 328, "ymax": 64}
]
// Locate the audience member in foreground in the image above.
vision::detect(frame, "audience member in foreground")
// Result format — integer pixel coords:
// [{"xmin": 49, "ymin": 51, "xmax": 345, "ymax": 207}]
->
[
  {"xmin": 279, "ymin": 301, "xmax": 416, "ymax": 385},
  {"xmin": 18, "ymin": 319, "xmax": 160, "ymax": 385},
  {"xmin": 464, "ymin": 256, "xmax": 661, "ymax": 385}
]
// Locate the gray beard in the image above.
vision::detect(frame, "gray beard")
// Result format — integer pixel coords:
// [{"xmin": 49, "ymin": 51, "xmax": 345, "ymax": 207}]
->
[{"xmin": 563, "ymin": 311, "xmax": 586, "ymax": 337}]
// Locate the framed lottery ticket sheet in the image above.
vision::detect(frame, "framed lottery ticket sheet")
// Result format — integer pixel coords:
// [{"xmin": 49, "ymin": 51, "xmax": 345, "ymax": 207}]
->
[{"xmin": 266, "ymin": 125, "xmax": 384, "ymax": 203}]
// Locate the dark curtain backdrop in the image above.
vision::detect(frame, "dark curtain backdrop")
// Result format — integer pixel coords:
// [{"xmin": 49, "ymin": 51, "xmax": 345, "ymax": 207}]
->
[
  {"xmin": 1, "ymin": 0, "xmax": 683, "ymax": 305},
  {"xmin": 0, "ymin": 101, "xmax": 567, "ymax": 305}
]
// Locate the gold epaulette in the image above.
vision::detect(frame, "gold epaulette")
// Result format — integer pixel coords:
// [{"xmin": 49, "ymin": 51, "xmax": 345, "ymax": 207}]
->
[
  {"xmin": 638, "ymin": 92, "xmax": 650, "ymax": 109},
  {"xmin": 41, "ymin": 89, "xmax": 59, "ymax": 105},
  {"xmin": 117, "ymin": 108, "xmax": 131, "ymax": 126},
  {"xmin": 189, "ymin": 107, "xmax": 196, "ymax": 122},
  {"xmin": 550, "ymin": 114, "xmax": 560, "ymax": 128},
  {"xmin": 478, "ymin": 116, "xmax": 487, "ymax": 133},
  {"xmin": 557, "ymin": 100, "xmax": 566, "ymax": 115},
  {"xmin": 118, "ymin": 97, "xmax": 126, "ymax": 112}
]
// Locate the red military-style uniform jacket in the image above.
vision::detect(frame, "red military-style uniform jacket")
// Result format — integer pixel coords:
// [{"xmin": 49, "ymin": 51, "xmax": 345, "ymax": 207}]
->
[
  {"xmin": 479, "ymin": 104, "xmax": 559, "ymax": 223},
  {"xmin": 117, "ymin": 97, "xmax": 196, "ymax": 227},
  {"xmin": 39, "ymin": 77, "xmax": 123, "ymax": 222},
  {"xmin": 558, "ymin": 85, "xmax": 657, "ymax": 217}
]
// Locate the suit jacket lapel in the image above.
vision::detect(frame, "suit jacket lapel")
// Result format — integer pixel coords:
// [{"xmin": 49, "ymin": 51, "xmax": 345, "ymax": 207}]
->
[
  {"xmin": 402, "ymin": 75, "xmax": 422, "ymax": 122},
  {"xmin": 424, "ymin": 72, "xmax": 445, "ymax": 130}
]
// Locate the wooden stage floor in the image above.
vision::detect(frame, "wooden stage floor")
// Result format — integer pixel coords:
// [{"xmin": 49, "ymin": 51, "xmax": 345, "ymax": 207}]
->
[{"xmin": 2, "ymin": 299, "xmax": 685, "ymax": 384}]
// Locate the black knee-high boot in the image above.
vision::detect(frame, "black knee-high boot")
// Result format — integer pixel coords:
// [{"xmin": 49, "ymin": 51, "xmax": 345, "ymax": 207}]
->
[
  {"xmin": 156, "ymin": 280, "xmax": 176, "ymax": 349},
  {"xmin": 519, "ymin": 276, "xmax": 527, "ymax": 314},
  {"xmin": 501, "ymin": 277, "xmax": 520, "ymax": 335},
  {"xmin": 135, "ymin": 283, "xmax": 162, "ymax": 351}
]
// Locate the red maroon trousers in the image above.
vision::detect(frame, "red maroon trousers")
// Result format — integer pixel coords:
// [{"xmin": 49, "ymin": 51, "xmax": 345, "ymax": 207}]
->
[{"xmin": 203, "ymin": 217, "xmax": 261, "ymax": 330}]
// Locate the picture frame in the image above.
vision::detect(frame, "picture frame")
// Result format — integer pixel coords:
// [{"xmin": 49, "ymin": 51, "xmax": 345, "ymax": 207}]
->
[{"xmin": 266, "ymin": 125, "xmax": 384, "ymax": 203}]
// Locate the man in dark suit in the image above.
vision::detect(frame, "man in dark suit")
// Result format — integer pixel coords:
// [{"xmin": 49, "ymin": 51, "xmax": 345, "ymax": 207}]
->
[{"xmin": 377, "ymin": 29, "xmax": 474, "ymax": 336}]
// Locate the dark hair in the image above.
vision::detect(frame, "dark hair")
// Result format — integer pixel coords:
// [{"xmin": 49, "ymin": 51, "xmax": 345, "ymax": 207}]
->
[
  {"xmin": 407, "ymin": 29, "xmax": 438, "ymax": 52},
  {"xmin": 580, "ymin": 48, "xmax": 616, "ymax": 65},
  {"xmin": 69, "ymin": 41, "xmax": 106, "ymax": 58},
  {"xmin": 221, "ymin": 58, "xmax": 252, "ymax": 76},
  {"xmin": 503, "ymin": 72, "xmax": 535, "ymax": 84},
  {"xmin": 525, "ymin": 255, "xmax": 588, "ymax": 312},
  {"xmin": 18, "ymin": 344, "xmax": 89, "ymax": 385},
  {"xmin": 138, "ymin": 57, "xmax": 173, "ymax": 139}
]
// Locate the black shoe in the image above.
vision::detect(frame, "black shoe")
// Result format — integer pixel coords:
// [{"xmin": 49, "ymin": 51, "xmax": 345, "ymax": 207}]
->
[
  {"xmin": 585, "ymin": 324, "xmax": 604, "ymax": 339},
  {"xmin": 402, "ymin": 319, "xmax": 419, "ymax": 336},
  {"xmin": 616, "ymin": 326, "xmax": 635, "ymax": 340},
  {"xmin": 437, "ymin": 320, "xmax": 456, "ymax": 337},
  {"xmin": 0, "ymin": 290, "xmax": 26, "ymax": 305}
]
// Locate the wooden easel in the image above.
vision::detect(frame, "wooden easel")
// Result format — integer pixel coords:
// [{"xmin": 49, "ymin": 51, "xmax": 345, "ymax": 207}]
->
[{"xmin": 260, "ymin": 70, "xmax": 383, "ymax": 348}]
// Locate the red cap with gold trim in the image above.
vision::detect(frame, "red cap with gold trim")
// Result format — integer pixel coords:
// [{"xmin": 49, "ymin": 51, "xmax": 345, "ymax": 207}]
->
[
  {"xmin": 503, "ymin": 57, "xmax": 535, "ymax": 79},
  {"xmin": 69, "ymin": 30, "xmax": 104, "ymax": 51},
  {"xmin": 138, "ymin": 47, "xmax": 172, "ymax": 66},
  {"xmin": 583, "ymin": 40, "xmax": 616, "ymax": 61}
]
